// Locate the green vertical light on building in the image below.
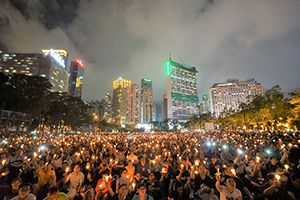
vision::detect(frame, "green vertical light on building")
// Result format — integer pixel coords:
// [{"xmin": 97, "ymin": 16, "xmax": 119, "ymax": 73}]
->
[{"xmin": 166, "ymin": 61, "xmax": 170, "ymax": 76}]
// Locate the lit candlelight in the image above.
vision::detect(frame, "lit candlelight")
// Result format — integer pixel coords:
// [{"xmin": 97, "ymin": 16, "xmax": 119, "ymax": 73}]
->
[
  {"xmin": 195, "ymin": 170, "xmax": 198, "ymax": 174},
  {"xmin": 275, "ymin": 174, "xmax": 281, "ymax": 181},
  {"xmin": 105, "ymin": 176, "xmax": 109, "ymax": 182},
  {"xmin": 256, "ymin": 156, "xmax": 260, "ymax": 162},
  {"xmin": 231, "ymin": 169, "xmax": 236, "ymax": 176},
  {"xmin": 195, "ymin": 160, "xmax": 199, "ymax": 166},
  {"xmin": 2, "ymin": 160, "xmax": 6, "ymax": 165},
  {"xmin": 217, "ymin": 168, "xmax": 220, "ymax": 173},
  {"xmin": 34, "ymin": 152, "xmax": 37, "ymax": 157},
  {"xmin": 161, "ymin": 168, "xmax": 167, "ymax": 173},
  {"xmin": 132, "ymin": 182, "xmax": 136, "ymax": 190},
  {"xmin": 66, "ymin": 167, "xmax": 70, "ymax": 172},
  {"xmin": 284, "ymin": 164, "xmax": 289, "ymax": 170}
]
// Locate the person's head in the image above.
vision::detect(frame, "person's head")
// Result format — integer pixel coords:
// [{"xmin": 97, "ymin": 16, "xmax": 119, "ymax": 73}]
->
[
  {"xmin": 135, "ymin": 172, "xmax": 141, "ymax": 181},
  {"xmin": 83, "ymin": 190, "xmax": 94, "ymax": 200},
  {"xmin": 120, "ymin": 168, "xmax": 127, "ymax": 178},
  {"xmin": 198, "ymin": 164, "xmax": 206, "ymax": 175},
  {"xmin": 118, "ymin": 184, "xmax": 128, "ymax": 197},
  {"xmin": 224, "ymin": 175, "xmax": 236, "ymax": 191},
  {"xmin": 140, "ymin": 158, "xmax": 145, "ymax": 165},
  {"xmin": 45, "ymin": 163, "xmax": 52, "ymax": 171},
  {"xmin": 168, "ymin": 190, "xmax": 180, "ymax": 200},
  {"xmin": 87, "ymin": 171, "xmax": 95, "ymax": 180},
  {"xmin": 266, "ymin": 173, "xmax": 276, "ymax": 185},
  {"xmin": 149, "ymin": 173, "xmax": 155, "ymax": 181},
  {"xmin": 11, "ymin": 178, "xmax": 22, "ymax": 190},
  {"xmin": 137, "ymin": 182, "xmax": 146, "ymax": 196},
  {"xmin": 18, "ymin": 183, "xmax": 32, "ymax": 199},
  {"xmin": 74, "ymin": 164, "xmax": 80, "ymax": 173},
  {"xmin": 47, "ymin": 186, "xmax": 59, "ymax": 200},
  {"xmin": 211, "ymin": 157, "xmax": 217, "ymax": 164}
]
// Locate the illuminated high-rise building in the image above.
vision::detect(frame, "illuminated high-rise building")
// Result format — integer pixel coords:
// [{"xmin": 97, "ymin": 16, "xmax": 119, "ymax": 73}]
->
[
  {"xmin": 140, "ymin": 78, "xmax": 154, "ymax": 123},
  {"xmin": 103, "ymin": 92, "xmax": 112, "ymax": 122},
  {"xmin": 165, "ymin": 58, "xmax": 199, "ymax": 121},
  {"xmin": 209, "ymin": 78, "xmax": 263, "ymax": 117},
  {"xmin": 69, "ymin": 60, "xmax": 84, "ymax": 98},
  {"xmin": 126, "ymin": 84, "xmax": 141, "ymax": 125},
  {"xmin": 0, "ymin": 51, "xmax": 69, "ymax": 93},
  {"xmin": 112, "ymin": 77, "xmax": 131, "ymax": 125},
  {"xmin": 141, "ymin": 87, "xmax": 154, "ymax": 123},
  {"xmin": 154, "ymin": 102, "xmax": 161, "ymax": 122},
  {"xmin": 41, "ymin": 49, "xmax": 68, "ymax": 70}
]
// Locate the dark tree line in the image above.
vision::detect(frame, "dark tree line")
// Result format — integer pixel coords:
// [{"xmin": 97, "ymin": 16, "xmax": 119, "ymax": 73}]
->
[{"xmin": 0, "ymin": 73, "xmax": 92, "ymax": 133}]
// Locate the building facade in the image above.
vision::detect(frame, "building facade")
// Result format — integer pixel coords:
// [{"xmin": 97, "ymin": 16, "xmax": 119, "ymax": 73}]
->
[
  {"xmin": 209, "ymin": 78, "xmax": 263, "ymax": 117},
  {"xmin": 154, "ymin": 102, "xmax": 161, "ymax": 122},
  {"xmin": 126, "ymin": 84, "xmax": 141, "ymax": 125},
  {"xmin": 68, "ymin": 60, "xmax": 84, "ymax": 98},
  {"xmin": 103, "ymin": 92, "xmax": 112, "ymax": 122},
  {"xmin": 0, "ymin": 52, "xmax": 69, "ymax": 93},
  {"xmin": 166, "ymin": 58, "xmax": 199, "ymax": 121},
  {"xmin": 112, "ymin": 77, "xmax": 131, "ymax": 125},
  {"xmin": 141, "ymin": 87, "xmax": 154, "ymax": 123},
  {"xmin": 140, "ymin": 78, "xmax": 154, "ymax": 124}
]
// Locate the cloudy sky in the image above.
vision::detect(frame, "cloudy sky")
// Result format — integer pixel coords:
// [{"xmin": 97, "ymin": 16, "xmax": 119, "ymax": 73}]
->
[{"xmin": 0, "ymin": 0, "xmax": 299, "ymax": 102}]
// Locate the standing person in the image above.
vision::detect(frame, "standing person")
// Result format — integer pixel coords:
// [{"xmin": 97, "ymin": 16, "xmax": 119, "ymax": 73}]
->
[
  {"xmin": 215, "ymin": 174, "xmax": 242, "ymax": 200},
  {"xmin": 11, "ymin": 183, "xmax": 36, "ymax": 200},
  {"xmin": 64, "ymin": 164, "xmax": 84, "ymax": 200},
  {"xmin": 131, "ymin": 182, "xmax": 154, "ymax": 200}
]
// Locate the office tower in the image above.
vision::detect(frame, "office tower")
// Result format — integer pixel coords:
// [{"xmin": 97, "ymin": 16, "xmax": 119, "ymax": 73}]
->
[
  {"xmin": 103, "ymin": 92, "xmax": 112, "ymax": 122},
  {"xmin": 41, "ymin": 49, "xmax": 68, "ymax": 70},
  {"xmin": 209, "ymin": 78, "xmax": 263, "ymax": 117},
  {"xmin": 140, "ymin": 78, "xmax": 154, "ymax": 123},
  {"xmin": 141, "ymin": 78, "xmax": 152, "ymax": 92},
  {"xmin": 161, "ymin": 94, "xmax": 168, "ymax": 121},
  {"xmin": 126, "ymin": 84, "xmax": 141, "ymax": 125},
  {"xmin": 165, "ymin": 58, "xmax": 199, "ymax": 121},
  {"xmin": 69, "ymin": 60, "xmax": 84, "ymax": 98},
  {"xmin": 202, "ymin": 94, "xmax": 210, "ymax": 113},
  {"xmin": 154, "ymin": 102, "xmax": 161, "ymax": 122},
  {"xmin": 141, "ymin": 87, "xmax": 154, "ymax": 123},
  {"xmin": 0, "ymin": 51, "xmax": 69, "ymax": 93},
  {"xmin": 112, "ymin": 77, "xmax": 131, "ymax": 125}
]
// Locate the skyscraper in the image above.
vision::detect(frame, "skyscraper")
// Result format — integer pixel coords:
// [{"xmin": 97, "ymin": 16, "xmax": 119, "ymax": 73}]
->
[
  {"xmin": 140, "ymin": 78, "xmax": 154, "ymax": 123},
  {"xmin": 41, "ymin": 49, "xmax": 68, "ymax": 70},
  {"xmin": 209, "ymin": 78, "xmax": 263, "ymax": 117},
  {"xmin": 126, "ymin": 84, "xmax": 141, "ymax": 125},
  {"xmin": 154, "ymin": 102, "xmax": 161, "ymax": 122},
  {"xmin": 69, "ymin": 60, "xmax": 84, "ymax": 98},
  {"xmin": 112, "ymin": 77, "xmax": 131, "ymax": 125},
  {"xmin": 165, "ymin": 58, "xmax": 199, "ymax": 121},
  {"xmin": 103, "ymin": 92, "xmax": 112, "ymax": 122},
  {"xmin": 0, "ymin": 52, "xmax": 69, "ymax": 93},
  {"xmin": 141, "ymin": 87, "xmax": 154, "ymax": 123}
]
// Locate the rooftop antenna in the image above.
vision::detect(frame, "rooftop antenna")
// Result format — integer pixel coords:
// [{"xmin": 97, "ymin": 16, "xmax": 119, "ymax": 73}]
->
[
  {"xmin": 169, "ymin": 52, "xmax": 171, "ymax": 60},
  {"xmin": 178, "ymin": 57, "xmax": 187, "ymax": 66}
]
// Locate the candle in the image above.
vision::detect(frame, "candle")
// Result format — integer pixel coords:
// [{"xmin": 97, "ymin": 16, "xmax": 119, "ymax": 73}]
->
[{"xmin": 275, "ymin": 174, "xmax": 281, "ymax": 181}]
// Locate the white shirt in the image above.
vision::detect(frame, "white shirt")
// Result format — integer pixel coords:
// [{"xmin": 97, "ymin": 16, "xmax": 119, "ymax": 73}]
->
[
  {"xmin": 11, "ymin": 193, "xmax": 36, "ymax": 200},
  {"xmin": 66, "ymin": 172, "xmax": 84, "ymax": 189},
  {"xmin": 219, "ymin": 186, "xmax": 242, "ymax": 200}
]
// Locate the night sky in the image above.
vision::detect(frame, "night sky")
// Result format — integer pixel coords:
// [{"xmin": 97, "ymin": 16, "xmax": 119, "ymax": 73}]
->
[{"xmin": 0, "ymin": 0, "xmax": 299, "ymax": 103}]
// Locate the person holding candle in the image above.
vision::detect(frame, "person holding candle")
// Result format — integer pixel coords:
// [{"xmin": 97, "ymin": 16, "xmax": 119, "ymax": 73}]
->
[
  {"xmin": 64, "ymin": 164, "xmax": 84, "ymax": 200},
  {"xmin": 216, "ymin": 174, "xmax": 242, "ymax": 200},
  {"xmin": 263, "ymin": 173, "xmax": 289, "ymax": 200}
]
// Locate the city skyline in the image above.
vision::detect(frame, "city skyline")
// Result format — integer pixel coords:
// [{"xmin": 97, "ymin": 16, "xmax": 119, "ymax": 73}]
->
[{"xmin": 0, "ymin": 1, "xmax": 299, "ymax": 103}]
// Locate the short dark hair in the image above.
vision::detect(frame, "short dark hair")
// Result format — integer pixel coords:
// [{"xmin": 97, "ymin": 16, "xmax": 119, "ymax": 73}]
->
[
  {"xmin": 47, "ymin": 186, "xmax": 59, "ymax": 195},
  {"xmin": 266, "ymin": 173, "xmax": 275, "ymax": 181},
  {"xmin": 169, "ymin": 190, "xmax": 180, "ymax": 200}
]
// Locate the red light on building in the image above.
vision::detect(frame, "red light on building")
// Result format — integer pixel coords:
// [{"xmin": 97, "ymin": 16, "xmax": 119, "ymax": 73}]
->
[{"xmin": 76, "ymin": 59, "xmax": 84, "ymax": 67}]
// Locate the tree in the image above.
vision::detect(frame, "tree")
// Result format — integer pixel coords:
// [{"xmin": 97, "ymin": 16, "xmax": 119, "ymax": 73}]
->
[{"xmin": 290, "ymin": 88, "xmax": 300, "ymax": 129}]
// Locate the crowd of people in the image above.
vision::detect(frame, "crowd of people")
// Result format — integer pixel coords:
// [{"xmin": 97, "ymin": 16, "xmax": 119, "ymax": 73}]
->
[{"xmin": 0, "ymin": 130, "xmax": 300, "ymax": 200}]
